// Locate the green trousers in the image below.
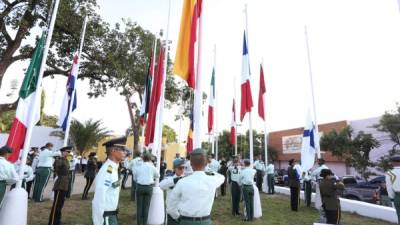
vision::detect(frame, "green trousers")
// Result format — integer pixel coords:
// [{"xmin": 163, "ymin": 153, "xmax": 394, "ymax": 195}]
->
[
  {"xmin": 66, "ymin": 170, "xmax": 75, "ymax": 198},
  {"xmin": 179, "ymin": 218, "xmax": 212, "ymax": 225},
  {"xmin": 33, "ymin": 167, "xmax": 51, "ymax": 202},
  {"xmin": 230, "ymin": 181, "xmax": 241, "ymax": 215},
  {"xmin": 242, "ymin": 185, "xmax": 254, "ymax": 221},
  {"xmin": 131, "ymin": 176, "xmax": 136, "ymax": 201},
  {"xmin": 304, "ymin": 180, "xmax": 312, "ymax": 207},
  {"xmin": 136, "ymin": 184, "xmax": 153, "ymax": 225},
  {"xmin": 167, "ymin": 214, "xmax": 179, "ymax": 225},
  {"xmin": 0, "ymin": 181, "xmax": 6, "ymax": 205},
  {"xmin": 394, "ymin": 193, "xmax": 400, "ymax": 224},
  {"xmin": 267, "ymin": 174, "xmax": 275, "ymax": 194},
  {"xmin": 103, "ymin": 214, "xmax": 118, "ymax": 225}
]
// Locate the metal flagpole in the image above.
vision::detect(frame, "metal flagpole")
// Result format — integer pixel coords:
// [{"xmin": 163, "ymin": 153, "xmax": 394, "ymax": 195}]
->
[
  {"xmin": 214, "ymin": 45, "xmax": 218, "ymax": 160},
  {"xmin": 193, "ymin": 0, "xmax": 204, "ymax": 149},
  {"xmin": 234, "ymin": 77, "xmax": 238, "ymax": 156},
  {"xmin": 261, "ymin": 60, "xmax": 268, "ymax": 165},
  {"xmin": 16, "ymin": 0, "xmax": 61, "ymax": 188},
  {"xmin": 304, "ymin": 26, "xmax": 321, "ymax": 159},
  {"xmin": 63, "ymin": 16, "xmax": 88, "ymax": 147},
  {"xmin": 244, "ymin": 4, "xmax": 254, "ymax": 166}
]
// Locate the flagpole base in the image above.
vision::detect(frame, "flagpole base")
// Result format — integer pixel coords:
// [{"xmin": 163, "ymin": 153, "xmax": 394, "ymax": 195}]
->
[
  {"xmin": 147, "ymin": 186, "xmax": 165, "ymax": 225},
  {"xmin": 0, "ymin": 187, "xmax": 28, "ymax": 225}
]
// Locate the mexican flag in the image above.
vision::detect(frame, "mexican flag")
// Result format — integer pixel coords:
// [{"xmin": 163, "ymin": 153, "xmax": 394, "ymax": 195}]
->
[
  {"xmin": 207, "ymin": 68, "xmax": 215, "ymax": 134},
  {"xmin": 7, "ymin": 35, "xmax": 45, "ymax": 163}
]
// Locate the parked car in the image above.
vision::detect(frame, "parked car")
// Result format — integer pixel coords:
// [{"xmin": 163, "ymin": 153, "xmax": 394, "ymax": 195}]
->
[{"xmin": 340, "ymin": 175, "xmax": 380, "ymax": 204}]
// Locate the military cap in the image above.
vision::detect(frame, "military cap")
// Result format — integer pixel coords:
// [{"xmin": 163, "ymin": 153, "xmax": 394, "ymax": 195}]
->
[
  {"xmin": 390, "ymin": 155, "xmax": 400, "ymax": 162},
  {"xmin": 289, "ymin": 158, "xmax": 295, "ymax": 165},
  {"xmin": 191, "ymin": 148, "xmax": 206, "ymax": 156},
  {"xmin": 320, "ymin": 169, "xmax": 333, "ymax": 178},
  {"xmin": 102, "ymin": 136, "xmax": 127, "ymax": 148},
  {"xmin": 173, "ymin": 158, "xmax": 185, "ymax": 168},
  {"xmin": 0, "ymin": 146, "xmax": 12, "ymax": 154},
  {"xmin": 60, "ymin": 146, "xmax": 73, "ymax": 152}
]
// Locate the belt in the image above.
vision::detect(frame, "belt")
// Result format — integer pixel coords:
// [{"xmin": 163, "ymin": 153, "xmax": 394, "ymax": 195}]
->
[
  {"xmin": 180, "ymin": 215, "xmax": 211, "ymax": 221},
  {"xmin": 103, "ymin": 210, "xmax": 118, "ymax": 216},
  {"xmin": 243, "ymin": 184, "xmax": 253, "ymax": 187},
  {"xmin": 38, "ymin": 167, "xmax": 51, "ymax": 169},
  {"xmin": 137, "ymin": 184, "xmax": 154, "ymax": 186}
]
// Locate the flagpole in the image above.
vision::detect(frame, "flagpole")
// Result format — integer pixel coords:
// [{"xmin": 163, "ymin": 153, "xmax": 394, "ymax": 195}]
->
[
  {"xmin": 63, "ymin": 16, "xmax": 88, "ymax": 147},
  {"xmin": 234, "ymin": 77, "xmax": 238, "ymax": 156},
  {"xmin": 213, "ymin": 45, "xmax": 218, "ymax": 160},
  {"xmin": 304, "ymin": 26, "xmax": 321, "ymax": 159},
  {"xmin": 261, "ymin": 60, "xmax": 268, "ymax": 165},
  {"xmin": 193, "ymin": 1, "xmax": 204, "ymax": 149}
]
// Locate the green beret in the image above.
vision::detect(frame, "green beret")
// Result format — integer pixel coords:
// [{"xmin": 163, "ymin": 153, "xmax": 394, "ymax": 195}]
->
[
  {"xmin": 173, "ymin": 158, "xmax": 185, "ymax": 168},
  {"xmin": 0, "ymin": 146, "xmax": 12, "ymax": 154},
  {"xmin": 103, "ymin": 136, "xmax": 127, "ymax": 148},
  {"xmin": 191, "ymin": 148, "xmax": 206, "ymax": 156},
  {"xmin": 60, "ymin": 146, "xmax": 73, "ymax": 152}
]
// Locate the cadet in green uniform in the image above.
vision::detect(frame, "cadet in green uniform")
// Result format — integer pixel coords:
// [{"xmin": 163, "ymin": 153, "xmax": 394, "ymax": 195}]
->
[
  {"xmin": 92, "ymin": 137, "xmax": 127, "ymax": 225},
  {"xmin": 228, "ymin": 156, "xmax": 242, "ymax": 216},
  {"xmin": 385, "ymin": 155, "xmax": 400, "ymax": 224},
  {"xmin": 288, "ymin": 159, "xmax": 300, "ymax": 211},
  {"xmin": 66, "ymin": 151, "xmax": 78, "ymax": 198},
  {"xmin": 239, "ymin": 159, "xmax": 256, "ymax": 221},
  {"xmin": 0, "ymin": 146, "xmax": 18, "ymax": 205},
  {"xmin": 253, "ymin": 155, "xmax": 265, "ymax": 191},
  {"xmin": 133, "ymin": 151, "xmax": 159, "ymax": 225},
  {"xmin": 167, "ymin": 148, "xmax": 225, "ymax": 225},
  {"xmin": 129, "ymin": 151, "xmax": 142, "ymax": 201},
  {"xmin": 48, "ymin": 146, "xmax": 71, "ymax": 225},
  {"xmin": 82, "ymin": 152, "xmax": 97, "ymax": 200},
  {"xmin": 319, "ymin": 169, "xmax": 344, "ymax": 225},
  {"xmin": 33, "ymin": 142, "xmax": 61, "ymax": 202}
]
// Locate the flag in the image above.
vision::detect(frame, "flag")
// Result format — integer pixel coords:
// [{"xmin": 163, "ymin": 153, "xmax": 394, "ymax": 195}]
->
[
  {"xmin": 145, "ymin": 47, "xmax": 165, "ymax": 146},
  {"xmin": 57, "ymin": 54, "xmax": 79, "ymax": 131},
  {"xmin": 173, "ymin": 0, "xmax": 202, "ymax": 88},
  {"xmin": 240, "ymin": 31, "xmax": 253, "ymax": 121},
  {"xmin": 207, "ymin": 68, "xmax": 215, "ymax": 133},
  {"xmin": 230, "ymin": 99, "xmax": 236, "ymax": 145},
  {"xmin": 301, "ymin": 109, "xmax": 317, "ymax": 171},
  {"xmin": 139, "ymin": 51, "xmax": 155, "ymax": 126},
  {"xmin": 6, "ymin": 35, "xmax": 45, "ymax": 163},
  {"xmin": 187, "ymin": 110, "xmax": 194, "ymax": 153},
  {"xmin": 258, "ymin": 64, "xmax": 266, "ymax": 120}
]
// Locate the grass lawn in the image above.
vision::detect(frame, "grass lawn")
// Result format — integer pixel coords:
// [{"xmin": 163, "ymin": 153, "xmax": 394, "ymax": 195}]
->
[{"xmin": 28, "ymin": 189, "xmax": 394, "ymax": 225}]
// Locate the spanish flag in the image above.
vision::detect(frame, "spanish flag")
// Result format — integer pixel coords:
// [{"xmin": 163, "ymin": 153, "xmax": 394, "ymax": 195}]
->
[{"xmin": 173, "ymin": 0, "xmax": 202, "ymax": 89}]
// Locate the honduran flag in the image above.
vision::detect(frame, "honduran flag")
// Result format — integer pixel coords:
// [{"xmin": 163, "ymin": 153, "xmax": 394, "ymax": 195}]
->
[
  {"xmin": 7, "ymin": 35, "xmax": 45, "ymax": 163},
  {"xmin": 139, "ymin": 50, "xmax": 155, "ymax": 126},
  {"xmin": 258, "ymin": 64, "xmax": 266, "ymax": 120},
  {"xmin": 173, "ymin": 0, "xmax": 202, "ymax": 88},
  {"xmin": 301, "ymin": 109, "xmax": 317, "ymax": 171},
  {"xmin": 230, "ymin": 99, "xmax": 236, "ymax": 146},
  {"xmin": 57, "ymin": 54, "xmax": 79, "ymax": 131},
  {"xmin": 187, "ymin": 110, "xmax": 194, "ymax": 153},
  {"xmin": 207, "ymin": 68, "xmax": 215, "ymax": 133},
  {"xmin": 240, "ymin": 31, "xmax": 253, "ymax": 122}
]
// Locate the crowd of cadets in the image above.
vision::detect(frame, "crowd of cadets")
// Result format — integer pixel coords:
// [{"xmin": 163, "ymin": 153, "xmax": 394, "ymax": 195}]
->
[{"xmin": 2, "ymin": 140, "xmax": 400, "ymax": 225}]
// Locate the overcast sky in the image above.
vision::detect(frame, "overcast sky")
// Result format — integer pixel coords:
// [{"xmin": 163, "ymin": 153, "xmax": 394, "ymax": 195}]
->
[{"xmin": 2, "ymin": 0, "xmax": 400, "ymax": 143}]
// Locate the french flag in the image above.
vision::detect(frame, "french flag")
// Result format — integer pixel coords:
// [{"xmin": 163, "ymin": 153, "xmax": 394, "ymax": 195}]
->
[
  {"xmin": 58, "ymin": 54, "xmax": 78, "ymax": 131},
  {"xmin": 240, "ymin": 31, "xmax": 253, "ymax": 121}
]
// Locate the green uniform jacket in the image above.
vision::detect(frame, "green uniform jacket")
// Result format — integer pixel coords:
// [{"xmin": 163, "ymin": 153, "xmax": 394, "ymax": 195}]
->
[
  {"xmin": 53, "ymin": 158, "xmax": 70, "ymax": 191},
  {"xmin": 319, "ymin": 179, "xmax": 343, "ymax": 210},
  {"xmin": 288, "ymin": 166, "xmax": 300, "ymax": 188}
]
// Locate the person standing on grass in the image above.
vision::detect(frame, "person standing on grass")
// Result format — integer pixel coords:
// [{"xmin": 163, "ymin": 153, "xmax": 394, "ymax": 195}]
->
[
  {"xmin": 218, "ymin": 160, "xmax": 228, "ymax": 196},
  {"xmin": 82, "ymin": 152, "xmax": 97, "ymax": 200},
  {"xmin": 312, "ymin": 158, "xmax": 329, "ymax": 222},
  {"xmin": 302, "ymin": 169, "xmax": 312, "ymax": 207},
  {"xmin": 0, "ymin": 146, "xmax": 18, "ymax": 206},
  {"xmin": 129, "ymin": 151, "xmax": 143, "ymax": 201},
  {"xmin": 66, "ymin": 151, "xmax": 78, "ymax": 198},
  {"xmin": 253, "ymin": 155, "xmax": 266, "ymax": 192},
  {"xmin": 81, "ymin": 156, "xmax": 88, "ymax": 173},
  {"xmin": 167, "ymin": 148, "xmax": 225, "ymax": 225},
  {"xmin": 160, "ymin": 158, "xmax": 185, "ymax": 225},
  {"xmin": 239, "ymin": 159, "xmax": 256, "ymax": 221},
  {"xmin": 92, "ymin": 137, "xmax": 127, "ymax": 225},
  {"xmin": 288, "ymin": 158, "xmax": 301, "ymax": 211},
  {"xmin": 33, "ymin": 142, "xmax": 60, "ymax": 202},
  {"xmin": 48, "ymin": 146, "xmax": 71, "ymax": 225},
  {"xmin": 133, "ymin": 151, "xmax": 159, "ymax": 225},
  {"xmin": 385, "ymin": 155, "xmax": 400, "ymax": 224},
  {"xmin": 266, "ymin": 160, "xmax": 275, "ymax": 194},
  {"xmin": 319, "ymin": 169, "xmax": 344, "ymax": 225},
  {"xmin": 228, "ymin": 156, "xmax": 242, "ymax": 216}
]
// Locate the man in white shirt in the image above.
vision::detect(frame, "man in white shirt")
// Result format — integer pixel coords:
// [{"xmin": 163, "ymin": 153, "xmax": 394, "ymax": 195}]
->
[
  {"xmin": 228, "ymin": 156, "xmax": 242, "ymax": 216},
  {"xmin": 239, "ymin": 159, "xmax": 257, "ymax": 221},
  {"xmin": 32, "ymin": 142, "xmax": 61, "ymax": 202},
  {"xmin": 266, "ymin": 161, "xmax": 275, "ymax": 194},
  {"xmin": 184, "ymin": 154, "xmax": 193, "ymax": 176},
  {"xmin": 253, "ymin": 155, "xmax": 266, "ymax": 191},
  {"xmin": 0, "ymin": 146, "xmax": 19, "ymax": 206},
  {"xmin": 66, "ymin": 152, "xmax": 78, "ymax": 198},
  {"xmin": 133, "ymin": 151, "xmax": 159, "ymax": 225},
  {"xmin": 92, "ymin": 137, "xmax": 127, "ymax": 225},
  {"xmin": 208, "ymin": 154, "xmax": 220, "ymax": 173},
  {"xmin": 129, "ymin": 152, "xmax": 143, "ymax": 201},
  {"xmin": 160, "ymin": 158, "xmax": 185, "ymax": 225},
  {"xmin": 167, "ymin": 148, "xmax": 225, "ymax": 225}
]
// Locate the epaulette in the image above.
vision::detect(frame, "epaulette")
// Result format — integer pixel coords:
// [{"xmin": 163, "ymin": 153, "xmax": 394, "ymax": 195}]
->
[
  {"xmin": 205, "ymin": 172, "xmax": 214, "ymax": 176},
  {"xmin": 107, "ymin": 165, "xmax": 113, "ymax": 174}
]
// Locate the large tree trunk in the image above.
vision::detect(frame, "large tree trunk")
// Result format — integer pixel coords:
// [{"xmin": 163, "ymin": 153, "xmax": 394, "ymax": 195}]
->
[{"xmin": 125, "ymin": 95, "xmax": 140, "ymax": 152}]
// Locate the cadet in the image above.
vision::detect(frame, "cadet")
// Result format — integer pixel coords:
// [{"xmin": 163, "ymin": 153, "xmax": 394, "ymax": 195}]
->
[
  {"xmin": 66, "ymin": 151, "xmax": 78, "ymax": 198},
  {"xmin": 129, "ymin": 151, "xmax": 143, "ymax": 201},
  {"xmin": 48, "ymin": 146, "xmax": 72, "ymax": 225},
  {"xmin": 312, "ymin": 158, "xmax": 329, "ymax": 222},
  {"xmin": 288, "ymin": 159, "xmax": 300, "ymax": 211},
  {"xmin": 160, "ymin": 158, "xmax": 185, "ymax": 225},
  {"xmin": 92, "ymin": 137, "xmax": 127, "ymax": 225},
  {"xmin": 228, "ymin": 156, "xmax": 242, "ymax": 216},
  {"xmin": 266, "ymin": 160, "xmax": 275, "ymax": 194},
  {"xmin": 33, "ymin": 142, "xmax": 61, "ymax": 202},
  {"xmin": 253, "ymin": 155, "xmax": 265, "ymax": 191},
  {"xmin": 121, "ymin": 157, "xmax": 130, "ymax": 189},
  {"xmin": 385, "ymin": 155, "xmax": 400, "ymax": 224},
  {"xmin": 12, "ymin": 157, "xmax": 35, "ymax": 191},
  {"xmin": 0, "ymin": 146, "xmax": 18, "ymax": 205},
  {"xmin": 208, "ymin": 153, "xmax": 220, "ymax": 172},
  {"xmin": 82, "ymin": 152, "xmax": 97, "ymax": 200},
  {"xmin": 239, "ymin": 159, "xmax": 256, "ymax": 221},
  {"xmin": 184, "ymin": 154, "xmax": 193, "ymax": 176},
  {"xmin": 319, "ymin": 169, "xmax": 344, "ymax": 225},
  {"xmin": 302, "ymin": 170, "xmax": 312, "ymax": 207},
  {"xmin": 133, "ymin": 151, "xmax": 159, "ymax": 225},
  {"xmin": 167, "ymin": 148, "xmax": 225, "ymax": 225}
]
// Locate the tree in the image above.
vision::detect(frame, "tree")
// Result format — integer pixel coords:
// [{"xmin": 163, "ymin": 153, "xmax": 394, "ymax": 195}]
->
[
  {"xmin": 162, "ymin": 125, "xmax": 177, "ymax": 143},
  {"xmin": 320, "ymin": 126, "xmax": 380, "ymax": 180},
  {"xmin": 51, "ymin": 119, "xmax": 111, "ymax": 155}
]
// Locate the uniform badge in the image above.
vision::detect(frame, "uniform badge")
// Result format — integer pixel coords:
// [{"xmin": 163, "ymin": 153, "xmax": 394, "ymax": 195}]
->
[{"xmin": 107, "ymin": 165, "xmax": 113, "ymax": 174}]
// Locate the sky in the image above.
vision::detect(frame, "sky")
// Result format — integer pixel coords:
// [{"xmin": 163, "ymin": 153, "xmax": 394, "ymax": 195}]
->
[{"xmin": 2, "ymin": 0, "xmax": 400, "ymax": 143}]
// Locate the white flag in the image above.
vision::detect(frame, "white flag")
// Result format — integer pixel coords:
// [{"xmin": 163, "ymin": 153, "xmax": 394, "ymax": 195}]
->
[{"xmin": 301, "ymin": 109, "xmax": 317, "ymax": 171}]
